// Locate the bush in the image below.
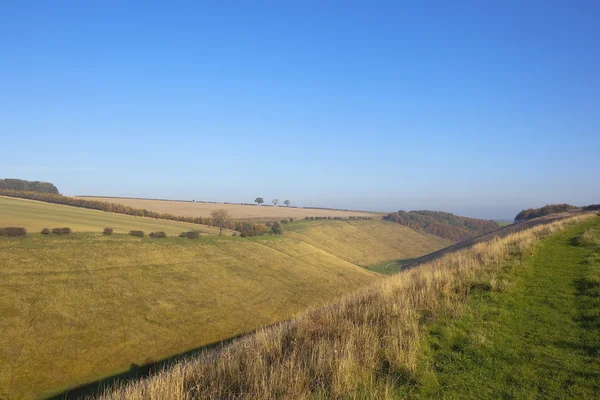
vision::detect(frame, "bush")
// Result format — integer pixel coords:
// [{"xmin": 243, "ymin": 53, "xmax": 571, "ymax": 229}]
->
[
  {"xmin": 271, "ymin": 222, "xmax": 283, "ymax": 235},
  {"xmin": 52, "ymin": 227, "xmax": 71, "ymax": 235},
  {"xmin": 149, "ymin": 231, "xmax": 167, "ymax": 238},
  {"xmin": 41, "ymin": 228, "xmax": 50, "ymax": 235},
  {"xmin": 185, "ymin": 231, "xmax": 200, "ymax": 239},
  {"xmin": 0, "ymin": 227, "xmax": 27, "ymax": 236},
  {"xmin": 103, "ymin": 228, "xmax": 114, "ymax": 235},
  {"xmin": 232, "ymin": 232, "xmax": 238, "ymax": 236},
  {"xmin": 179, "ymin": 232, "xmax": 187, "ymax": 238},
  {"xmin": 129, "ymin": 230, "xmax": 144, "ymax": 237}
]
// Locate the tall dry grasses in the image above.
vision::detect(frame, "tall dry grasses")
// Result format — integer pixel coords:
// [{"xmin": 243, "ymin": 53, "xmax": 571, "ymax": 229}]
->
[{"xmin": 93, "ymin": 213, "xmax": 594, "ymax": 400}]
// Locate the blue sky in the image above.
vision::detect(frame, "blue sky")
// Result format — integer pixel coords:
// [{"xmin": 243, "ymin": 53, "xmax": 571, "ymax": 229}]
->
[{"xmin": 1, "ymin": 1, "xmax": 598, "ymax": 219}]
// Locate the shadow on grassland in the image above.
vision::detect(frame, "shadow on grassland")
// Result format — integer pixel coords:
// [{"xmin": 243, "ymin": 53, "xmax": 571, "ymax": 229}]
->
[{"xmin": 46, "ymin": 331, "xmax": 249, "ymax": 400}]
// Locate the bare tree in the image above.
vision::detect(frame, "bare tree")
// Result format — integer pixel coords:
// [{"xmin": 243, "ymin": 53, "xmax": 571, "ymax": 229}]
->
[
  {"xmin": 211, "ymin": 209, "xmax": 230, "ymax": 236},
  {"xmin": 284, "ymin": 200, "xmax": 291, "ymax": 207},
  {"xmin": 272, "ymin": 199, "xmax": 279, "ymax": 207},
  {"xmin": 255, "ymin": 197, "xmax": 264, "ymax": 206}
]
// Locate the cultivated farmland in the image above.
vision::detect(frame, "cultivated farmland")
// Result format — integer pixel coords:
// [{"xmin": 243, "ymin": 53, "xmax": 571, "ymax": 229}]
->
[
  {"xmin": 0, "ymin": 196, "xmax": 222, "ymax": 235},
  {"xmin": 76, "ymin": 196, "xmax": 382, "ymax": 221}
]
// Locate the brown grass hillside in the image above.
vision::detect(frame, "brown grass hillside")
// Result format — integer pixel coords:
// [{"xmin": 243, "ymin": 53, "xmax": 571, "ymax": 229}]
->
[
  {"xmin": 91, "ymin": 213, "xmax": 595, "ymax": 400},
  {"xmin": 284, "ymin": 219, "xmax": 451, "ymax": 266},
  {"xmin": 0, "ymin": 234, "xmax": 375, "ymax": 399}
]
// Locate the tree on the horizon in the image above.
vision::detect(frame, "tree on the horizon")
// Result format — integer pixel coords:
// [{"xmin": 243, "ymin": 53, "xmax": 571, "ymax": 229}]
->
[
  {"xmin": 272, "ymin": 199, "xmax": 279, "ymax": 207},
  {"xmin": 210, "ymin": 209, "xmax": 229, "ymax": 236},
  {"xmin": 284, "ymin": 200, "xmax": 291, "ymax": 207},
  {"xmin": 255, "ymin": 197, "xmax": 264, "ymax": 206}
]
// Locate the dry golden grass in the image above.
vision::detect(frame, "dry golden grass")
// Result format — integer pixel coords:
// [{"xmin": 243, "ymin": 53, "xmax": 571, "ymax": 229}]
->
[
  {"xmin": 284, "ymin": 219, "xmax": 451, "ymax": 266},
  {"xmin": 76, "ymin": 197, "xmax": 381, "ymax": 221},
  {"xmin": 93, "ymin": 213, "xmax": 595, "ymax": 400},
  {"xmin": 0, "ymin": 234, "xmax": 376, "ymax": 399},
  {"xmin": 0, "ymin": 196, "xmax": 223, "ymax": 235}
]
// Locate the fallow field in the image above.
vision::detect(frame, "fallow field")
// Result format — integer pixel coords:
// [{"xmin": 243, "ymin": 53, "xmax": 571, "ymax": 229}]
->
[{"xmin": 76, "ymin": 196, "xmax": 382, "ymax": 221}]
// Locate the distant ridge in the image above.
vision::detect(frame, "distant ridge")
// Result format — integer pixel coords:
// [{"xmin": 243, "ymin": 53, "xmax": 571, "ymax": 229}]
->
[{"xmin": 383, "ymin": 210, "xmax": 499, "ymax": 242}]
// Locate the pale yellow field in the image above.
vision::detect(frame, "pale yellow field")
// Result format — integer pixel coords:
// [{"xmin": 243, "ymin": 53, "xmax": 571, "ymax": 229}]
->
[
  {"xmin": 76, "ymin": 196, "xmax": 382, "ymax": 221},
  {"xmin": 284, "ymin": 219, "xmax": 452, "ymax": 266},
  {"xmin": 0, "ymin": 233, "xmax": 376, "ymax": 399},
  {"xmin": 0, "ymin": 196, "xmax": 223, "ymax": 235}
]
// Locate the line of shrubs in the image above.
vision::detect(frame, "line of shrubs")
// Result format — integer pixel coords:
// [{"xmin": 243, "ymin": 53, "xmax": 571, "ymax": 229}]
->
[
  {"xmin": 0, "ymin": 227, "xmax": 240, "ymax": 240},
  {"xmin": 0, "ymin": 227, "xmax": 74, "ymax": 236},
  {"xmin": 302, "ymin": 216, "xmax": 373, "ymax": 220}
]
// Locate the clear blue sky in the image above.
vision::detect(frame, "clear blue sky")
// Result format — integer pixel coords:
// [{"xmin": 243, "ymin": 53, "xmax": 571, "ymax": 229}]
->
[{"xmin": 1, "ymin": 1, "xmax": 598, "ymax": 219}]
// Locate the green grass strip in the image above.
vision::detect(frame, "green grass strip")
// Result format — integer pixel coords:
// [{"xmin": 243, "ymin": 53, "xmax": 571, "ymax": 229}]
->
[{"xmin": 417, "ymin": 218, "xmax": 600, "ymax": 399}]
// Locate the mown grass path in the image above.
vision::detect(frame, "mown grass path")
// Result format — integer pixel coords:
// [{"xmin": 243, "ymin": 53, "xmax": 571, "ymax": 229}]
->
[{"xmin": 420, "ymin": 218, "xmax": 600, "ymax": 399}]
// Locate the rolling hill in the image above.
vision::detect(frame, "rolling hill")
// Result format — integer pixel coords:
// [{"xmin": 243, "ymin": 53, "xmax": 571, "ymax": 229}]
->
[
  {"xmin": 91, "ymin": 213, "xmax": 597, "ymax": 400},
  {"xmin": 283, "ymin": 219, "xmax": 451, "ymax": 266},
  {"xmin": 0, "ymin": 198, "xmax": 452, "ymax": 398},
  {"xmin": 0, "ymin": 196, "xmax": 223, "ymax": 235}
]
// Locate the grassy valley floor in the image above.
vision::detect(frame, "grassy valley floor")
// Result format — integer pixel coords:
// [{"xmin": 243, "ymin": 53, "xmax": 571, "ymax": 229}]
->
[{"xmin": 414, "ymin": 218, "xmax": 600, "ymax": 398}]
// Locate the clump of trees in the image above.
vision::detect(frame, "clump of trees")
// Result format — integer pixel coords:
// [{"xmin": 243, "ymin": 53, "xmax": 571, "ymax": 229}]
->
[
  {"xmin": 0, "ymin": 227, "xmax": 27, "ymax": 236},
  {"xmin": 514, "ymin": 204, "xmax": 579, "ymax": 222},
  {"xmin": 383, "ymin": 210, "xmax": 499, "ymax": 242},
  {"xmin": 41, "ymin": 228, "xmax": 50, "ymax": 235},
  {"xmin": 103, "ymin": 228, "xmax": 113, "ymax": 235},
  {"xmin": 0, "ymin": 178, "xmax": 59, "ymax": 194},
  {"xmin": 0, "ymin": 189, "xmax": 267, "ymax": 236},
  {"xmin": 129, "ymin": 230, "xmax": 144, "ymax": 237}
]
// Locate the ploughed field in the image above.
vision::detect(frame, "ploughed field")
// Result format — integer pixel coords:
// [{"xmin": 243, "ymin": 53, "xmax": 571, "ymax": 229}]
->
[
  {"xmin": 0, "ymin": 199, "xmax": 449, "ymax": 399},
  {"xmin": 76, "ymin": 196, "xmax": 382, "ymax": 221}
]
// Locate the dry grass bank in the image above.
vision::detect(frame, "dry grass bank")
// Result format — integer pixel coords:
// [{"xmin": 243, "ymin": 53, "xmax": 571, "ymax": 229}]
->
[
  {"xmin": 0, "ymin": 234, "xmax": 375, "ymax": 399},
  {"xmin": 284, "ymin": 219, "xmax": 451, "ymax": 266},
  {"xmin": 75, "ymin": 197, "xmax": 381, "ymax": 221},
  {"xmin": 93, "ymin": 213, "xmax": 595, "ymax": 400}
]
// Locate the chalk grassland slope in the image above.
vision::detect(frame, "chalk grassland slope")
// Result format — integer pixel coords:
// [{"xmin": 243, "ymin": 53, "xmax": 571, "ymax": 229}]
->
[
  {"xmin": 0, "ymin": 234, "xmax": 375, "ymax": 399},
  {"xmin": 76, "ymin": 196, "xmax": 381, "ymax": 221},
  {"xmin": 0, "ymin": 196, "xmax": 222, "ymax": 235},
  {"xmin": 93, "ymin": 213, "xmax": 596, "ymax": 400},
  {"xmin": 284, "ymin": 219, "xmax": 451, "ymax": 266}
]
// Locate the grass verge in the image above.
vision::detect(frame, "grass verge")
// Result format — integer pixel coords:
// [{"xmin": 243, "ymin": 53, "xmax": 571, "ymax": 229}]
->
[{"xmin": 413, "ymin": 217, "xmax": 600, "ymax": 398}]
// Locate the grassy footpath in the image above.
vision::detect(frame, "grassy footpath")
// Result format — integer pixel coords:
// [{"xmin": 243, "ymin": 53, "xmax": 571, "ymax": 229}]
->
[{"xmin": 416, "ymin": 218, "xmax": 600, "ymax": 398}]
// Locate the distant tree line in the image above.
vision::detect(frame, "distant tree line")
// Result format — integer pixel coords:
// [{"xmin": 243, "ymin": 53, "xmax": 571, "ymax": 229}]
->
[
  {"xmin": 0, "ymin": 189, "xmax": 267, "ymax": 236},
  {"xmin": 383, "ymin": 210, "xmax": 499, "ymax": 242},
  {"xmin": 514, "ymin": 204, "xmax": 581, "ymax": 222},
  {"xmin": 0, "ymin": 178, "xmax": 59, "ymax": 194}
]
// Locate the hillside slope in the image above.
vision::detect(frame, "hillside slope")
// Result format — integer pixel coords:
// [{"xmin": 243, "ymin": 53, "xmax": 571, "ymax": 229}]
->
[
  {"xmin": 91, "ymin": 214, "xmax": 595, "ymax": 400},
  {"xmin": 0, "ymin": 234, "xmax": 376, "ymax": 399},
  {"xmin": 0, "ymin": 196, "xmax": 222, "ymax": 235},
  {"xmin": 284, "ymin": 219, "xmax": 451, "ymax": 266}
]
